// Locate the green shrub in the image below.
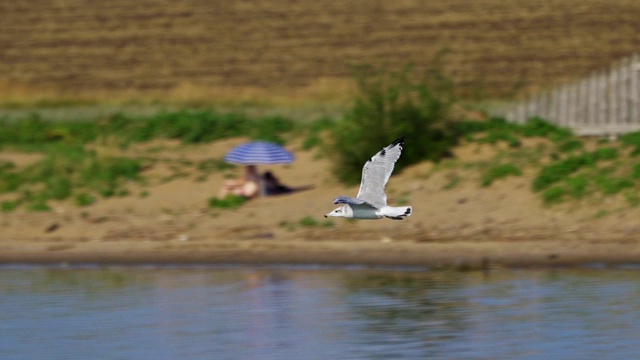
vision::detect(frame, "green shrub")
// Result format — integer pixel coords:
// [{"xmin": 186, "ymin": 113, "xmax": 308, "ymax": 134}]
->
[{"xmin": 331, "ymin": 64, "xmax": 457, "ymax": 184}]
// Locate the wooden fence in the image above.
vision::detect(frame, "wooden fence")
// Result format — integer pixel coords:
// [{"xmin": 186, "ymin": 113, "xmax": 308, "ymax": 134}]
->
[{"xmin": 498, "ymin": 54, "xmax": 640, "ymax": 137}]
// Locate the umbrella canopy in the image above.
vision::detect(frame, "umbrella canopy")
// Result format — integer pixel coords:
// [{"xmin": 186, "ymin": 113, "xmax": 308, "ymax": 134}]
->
[{"xmin": 224, "ymin": 141, "xmax": 294, "ymax": 165}]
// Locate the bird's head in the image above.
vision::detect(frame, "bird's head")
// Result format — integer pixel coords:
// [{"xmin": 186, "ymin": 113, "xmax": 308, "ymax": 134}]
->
[{"xmin": 324, "ymin": 205, "xmax": 352, "ymax": 218}]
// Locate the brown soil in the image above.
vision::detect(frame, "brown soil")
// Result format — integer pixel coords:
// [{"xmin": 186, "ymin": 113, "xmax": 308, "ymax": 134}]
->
[{"xmin": 2, "ymin": 138, "xmax": 640, "ymax": 268}]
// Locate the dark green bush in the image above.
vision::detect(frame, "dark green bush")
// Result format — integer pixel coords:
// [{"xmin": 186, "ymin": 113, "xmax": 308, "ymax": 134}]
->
[{"xmin": 331, "ymin": 64, "xmax": 457, "ymax": 184}]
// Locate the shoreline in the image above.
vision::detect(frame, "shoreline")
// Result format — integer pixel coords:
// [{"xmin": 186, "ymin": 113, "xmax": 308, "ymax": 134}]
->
[{"xmin": 2, "ymin": 238, "xmax": 640, "ymax": 269}]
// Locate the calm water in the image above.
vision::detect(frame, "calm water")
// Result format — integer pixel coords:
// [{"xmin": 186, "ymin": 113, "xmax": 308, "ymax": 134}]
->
[{"xmin": 1, "ymin": 265, "xmax": 640, "ymax": 359}]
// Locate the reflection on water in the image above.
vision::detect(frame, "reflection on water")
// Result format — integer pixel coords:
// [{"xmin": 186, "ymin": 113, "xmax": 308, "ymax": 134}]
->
[{"xmin": 1, "ymin": 266, "xmax": 640, "ymax": 359}]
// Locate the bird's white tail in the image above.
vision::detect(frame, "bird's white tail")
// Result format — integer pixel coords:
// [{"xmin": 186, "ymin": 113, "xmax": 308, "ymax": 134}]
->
[{"xmin": 382, "ymin": 206, "xmax": 412, "ymax": 220}]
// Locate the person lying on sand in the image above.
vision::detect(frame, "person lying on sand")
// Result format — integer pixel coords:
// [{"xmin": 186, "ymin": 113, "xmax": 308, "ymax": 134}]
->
[
  {"xmin": 262, "ymin": 171, "xmax": 293, "ymax": 196},
  {"xmin": 217, "ymin": 165, "xmax": 260, "ymax": 199}
]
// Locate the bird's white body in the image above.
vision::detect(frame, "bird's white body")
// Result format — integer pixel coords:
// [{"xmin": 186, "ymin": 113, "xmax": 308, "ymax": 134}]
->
[
  {"xmin": 325, "ymin": 137, "xmax": 412, "ymax": 221},
  {"xmin": 326, "ymin": 204, "xmax": 412, "ymax": 220}
]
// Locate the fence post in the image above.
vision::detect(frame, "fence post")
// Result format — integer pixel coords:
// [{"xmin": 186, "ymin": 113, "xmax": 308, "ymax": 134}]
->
[{"xmin": 630, "ymin": 54, "xmax": 640, "ymax": 127}]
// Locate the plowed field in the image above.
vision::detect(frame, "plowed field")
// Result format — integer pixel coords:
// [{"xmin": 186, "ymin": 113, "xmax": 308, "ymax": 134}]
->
[{"xmin": 1, "ymin": 0, "xmax": 639, "ymax": 102}]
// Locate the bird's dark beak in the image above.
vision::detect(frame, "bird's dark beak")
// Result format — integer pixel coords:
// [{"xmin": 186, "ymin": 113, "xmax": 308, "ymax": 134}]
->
[{"xmin": 324, "ymin": 214, "xmax": 328, "ymax": 218}]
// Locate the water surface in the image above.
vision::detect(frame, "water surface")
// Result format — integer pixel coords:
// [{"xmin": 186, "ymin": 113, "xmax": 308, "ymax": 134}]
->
[{"xmin": 1, "ymin": 265, "xmax": 640, "ymax": 359}]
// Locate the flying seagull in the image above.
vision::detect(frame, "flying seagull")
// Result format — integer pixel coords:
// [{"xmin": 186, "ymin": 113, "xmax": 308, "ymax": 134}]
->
[{"xmin": 325, "ymin": 137, "xmax": 412, "ymax": 220}]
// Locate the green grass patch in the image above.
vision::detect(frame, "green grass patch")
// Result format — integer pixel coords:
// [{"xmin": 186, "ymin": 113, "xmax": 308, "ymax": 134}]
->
[
  {"xmin": 105, "ymin": 109, "xmax": 295, "ymax": 145},
  {"xmin": 481, "ymin": 163, "xmax": 522, "ymax": 187},
  {"xmin": 532, "ymin": 148, "xmax": 619, "ymax": 192},
  {"xmin": 0, "ymin": 114, "xmax": 99, "ymax": 149},
  {"xmin": 624, "ymin": 190, "xmax": 640, "ymax": 207},
  {"xmin": 74, "ymin": 193, "xmax": 96, "ymax": 207},
  {"xmin": 594, "ymin": 175, "xmax": 634, "ymax": 195},
  {"xmin": 620, "ymin": 131, "xmax": 640, "ymax": 156},
  {"xmin": 0, "ymin": 145, "xmax": 143, "ymax": 211},
  {"xmin": 541, "ymin": 185, "xmax": 567, "ymax": 205},
  {"xmin": 208, "ymin": 194, "xmax": 248, "ymax": 209},
  {"xmin": 1, "ymin": 200, "xmax": 20, "ymax": 213},
  {"xmin": 298, "ymin": 216, "xmax": 334, "ymax": 228},
  {"xmin": 442, "ymin": 174, "xmax": 461, "ymax": 190},
  {"xmin": 565, "ymin": 175, "xmax": 589, "ymax": 199}
]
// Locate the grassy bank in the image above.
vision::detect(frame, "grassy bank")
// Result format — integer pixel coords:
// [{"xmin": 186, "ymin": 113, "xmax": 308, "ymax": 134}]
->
[{"xmin": 3, "ymin": 105, "xmax": 640, "ymax": 214}]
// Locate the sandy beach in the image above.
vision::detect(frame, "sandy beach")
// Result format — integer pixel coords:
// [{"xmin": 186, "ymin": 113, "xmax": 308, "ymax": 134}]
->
[{"xmin": 2, "ymin": 138, "xmax": 640, "ymax": 268}]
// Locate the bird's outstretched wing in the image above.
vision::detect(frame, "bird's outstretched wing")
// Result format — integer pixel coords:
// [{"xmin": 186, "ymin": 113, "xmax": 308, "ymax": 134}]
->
[
  {"xmin": 333, "ymin": 196, "xmax": 365, "ymax": 205},
  {"xmin": 355, "ymin": 137, "xmax": 404, "ymax": 208}
]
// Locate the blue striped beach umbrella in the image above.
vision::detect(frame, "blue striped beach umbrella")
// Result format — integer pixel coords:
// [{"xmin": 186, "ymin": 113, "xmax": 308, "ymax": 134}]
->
[{"xmin": 224, "ymin": 141, "xmax": 294, "ymax": 165}]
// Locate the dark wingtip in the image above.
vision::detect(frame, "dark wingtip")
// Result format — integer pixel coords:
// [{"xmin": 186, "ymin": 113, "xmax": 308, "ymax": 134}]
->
[{"xmin": 391, "ymin": 136, "xmax": 405, "ymax": 146}]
